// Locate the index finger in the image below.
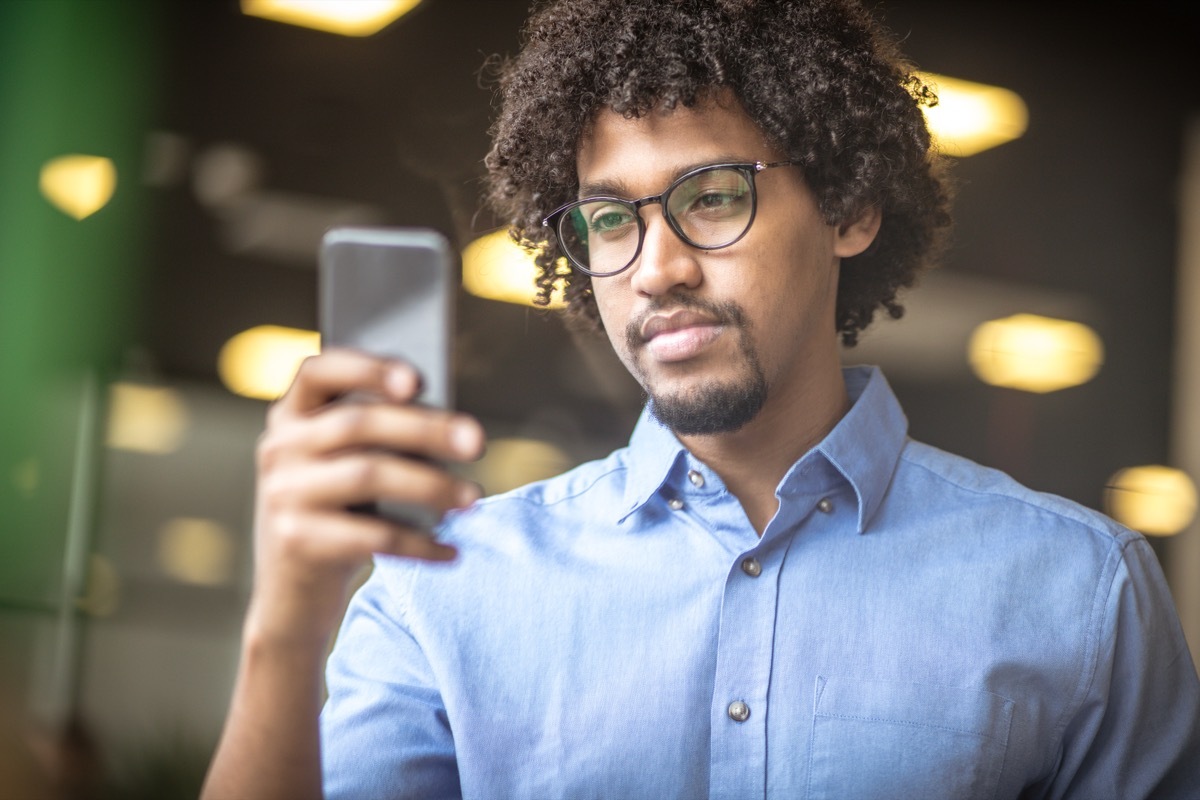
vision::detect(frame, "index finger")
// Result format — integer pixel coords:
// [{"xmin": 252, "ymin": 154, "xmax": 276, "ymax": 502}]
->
[{"xmin": 273, "ymin": 348, "xmax": 418, "ymax": 417}]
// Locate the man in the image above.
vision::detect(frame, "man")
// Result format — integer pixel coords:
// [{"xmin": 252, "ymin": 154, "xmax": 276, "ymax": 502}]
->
[{"xmin": 201, "ymin": 1, "xmax": 1200, "ymax": 798}]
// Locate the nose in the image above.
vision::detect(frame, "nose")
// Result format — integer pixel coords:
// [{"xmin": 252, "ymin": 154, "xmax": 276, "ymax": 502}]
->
[{"xmin": 628, "ymin": 209, "xmax": 703, "ymax": 297}]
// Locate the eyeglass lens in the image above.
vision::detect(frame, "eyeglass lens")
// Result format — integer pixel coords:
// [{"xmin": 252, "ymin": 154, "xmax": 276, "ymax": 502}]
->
[{"xmin": 560, "ymin": 166, "xmax": 754, "ymax": 275}]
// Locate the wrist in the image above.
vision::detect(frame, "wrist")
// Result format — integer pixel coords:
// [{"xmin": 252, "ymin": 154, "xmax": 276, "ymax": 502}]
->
[{"xmin": 241, "ymin": 592, "xmax": 341, "ymax": 658}]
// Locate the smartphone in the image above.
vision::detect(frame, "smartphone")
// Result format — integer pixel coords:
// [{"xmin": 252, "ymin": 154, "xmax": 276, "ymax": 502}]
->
[{"xmin": 318, "ymin": 226, "xmax": 456, "ymax": 529}]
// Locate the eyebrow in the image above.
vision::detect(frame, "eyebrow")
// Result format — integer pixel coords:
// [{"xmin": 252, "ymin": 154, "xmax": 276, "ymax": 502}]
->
[{"xmin": 577, "ymin": 154, "xmax": 754, "ymax": 200}]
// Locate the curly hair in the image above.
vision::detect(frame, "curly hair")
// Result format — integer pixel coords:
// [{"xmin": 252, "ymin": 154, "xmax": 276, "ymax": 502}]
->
[{"xmin": 484, "ymin": 0, "xmax": 953, "ymax": 346}]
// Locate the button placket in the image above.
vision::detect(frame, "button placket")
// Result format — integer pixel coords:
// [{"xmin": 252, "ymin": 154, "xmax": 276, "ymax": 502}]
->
[{"xmin": 710, "ymin": 539, "xmax": 777, "ymax": 795}]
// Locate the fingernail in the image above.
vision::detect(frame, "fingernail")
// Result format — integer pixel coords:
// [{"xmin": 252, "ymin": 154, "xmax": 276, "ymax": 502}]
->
[
  {"xmin": 452, "ymin": 419, "xmax": 483, "ymax": 458},
  {"xmin": 386, "ymin": 365, "xmax": 418, "ymax": 397}
]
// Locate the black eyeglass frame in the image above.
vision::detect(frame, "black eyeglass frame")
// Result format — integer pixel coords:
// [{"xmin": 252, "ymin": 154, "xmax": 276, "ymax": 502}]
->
[{"xmin": 542, "ymin": 159, "xmax": 800, "ymax": 278}]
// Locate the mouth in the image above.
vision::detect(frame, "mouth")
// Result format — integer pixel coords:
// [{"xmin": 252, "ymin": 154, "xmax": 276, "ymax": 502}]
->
[{"xmin": 639, "ymin": 309, "xmax": 726, "ymax": 363}]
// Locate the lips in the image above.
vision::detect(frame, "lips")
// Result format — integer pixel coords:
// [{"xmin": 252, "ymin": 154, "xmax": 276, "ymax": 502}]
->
[
  {"xmin": 640, "ymin": 309, "xmax": 720, "ymax": 340},
  {"xmin": 639, "ymin": 309, "xmax": 725, "ymax": 362}
]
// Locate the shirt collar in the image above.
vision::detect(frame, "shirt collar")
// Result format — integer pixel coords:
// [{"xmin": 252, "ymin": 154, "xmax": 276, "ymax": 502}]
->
[
  {"xmin": 619, "ymin": 400, "xmax": 690, "ymax": 523},
  {"xmin": 812, "ymin": 364, "xmax": 908, "ymax": 533},
  {"xmin": 618, "ymin": 365, "xmax": 907, "ymax": 533}
]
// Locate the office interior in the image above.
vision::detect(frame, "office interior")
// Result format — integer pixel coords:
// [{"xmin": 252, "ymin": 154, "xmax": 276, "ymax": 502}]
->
[{"xmin": 1, "ymin": 1, "xmax": 1198, "ymax": 796}]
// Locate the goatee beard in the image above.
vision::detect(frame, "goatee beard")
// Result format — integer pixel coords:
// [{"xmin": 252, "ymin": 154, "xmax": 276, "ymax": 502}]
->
[
  {"xmin": 626, "ymin": 296, "xmax": 768, "ymax": 436},
  {"xmin": 649, "ymin": 367, "xmax": 767, "ymax": 435}
]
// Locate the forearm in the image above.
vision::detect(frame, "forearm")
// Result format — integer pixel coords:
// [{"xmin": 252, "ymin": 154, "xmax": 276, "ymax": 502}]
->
[
  {"xmin": 199, "ymin": 352, "xmax": 481, "ymax": 799},
  {"xmin": 200, "ymin": 629, "xmax": 328, "ymax": 800}
]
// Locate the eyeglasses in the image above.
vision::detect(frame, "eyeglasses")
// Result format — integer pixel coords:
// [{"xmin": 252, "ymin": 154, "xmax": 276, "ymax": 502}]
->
[{"xmin": 542, "ymin": 160, "xmax": 799, "ymax": 277}]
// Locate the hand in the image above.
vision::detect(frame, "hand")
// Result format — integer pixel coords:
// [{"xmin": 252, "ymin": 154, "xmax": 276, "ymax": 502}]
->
[{"xmin": 246, "ymin": 348, "xmax": 485, "ymax": 649}]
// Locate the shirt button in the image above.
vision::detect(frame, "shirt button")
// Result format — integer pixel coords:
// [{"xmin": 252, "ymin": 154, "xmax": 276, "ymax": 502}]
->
[
  {"xmin": 727, "ymin": 700, "xmax": 751, "ymax": 722},
  {"xmin": 688, "ymin": 470, "xmax": 705, "ymax": 488},
  {"xmin": 817, "ymin": 498, "xmax": 834, "ymax": 514},
  {"xmin": 667, "ymin": 497, "xmax": 685, "ymax": 511},
  {"xmin": 740, "ymin": 557, "xmax": 762, "ymax": 577}
]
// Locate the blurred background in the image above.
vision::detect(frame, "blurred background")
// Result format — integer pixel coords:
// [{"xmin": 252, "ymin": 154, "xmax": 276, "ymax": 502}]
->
[{"xmin": 1, "ymin": 0, "xmax": 1198, "ymax": 796}]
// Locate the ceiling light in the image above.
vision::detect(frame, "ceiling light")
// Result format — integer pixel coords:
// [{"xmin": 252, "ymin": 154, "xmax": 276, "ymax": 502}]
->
[
  {"xmin": 968, "ymin": 313, "xmax": 1103, "ymax": 393},
  {"xmin": 1104, "ymin": 466, "xmax": 1198, "ymax": 536},
  {"xmin": 240, "ymin": 0, "xmax": 421, "ymax": 37},
  {"xmin": 218, "ymin": 324, "xmax": 321, "ymax": 401},
  {"xmin": 158, "ymin": 517, "xmax": 236, "ymax": 586},
  {"xmin": 462, "ymin": 229, "xmax": 566, "ymax": 309},
  {"xmin": 918, "ymin": 72, "xmax": 1029, "ymax": 157},
  {"xmin": 106, "ymin": 382, "xmax": 189, "ymax": 454},
  {"xmin": 39, "ymin": 155, "xmax": 117, "ymax": 220}
]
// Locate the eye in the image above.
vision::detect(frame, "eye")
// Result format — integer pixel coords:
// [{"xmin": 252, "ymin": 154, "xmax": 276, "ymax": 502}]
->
[
  {"xmin": 585, "ymin": 203, "xmax": 636, "ymax": 235},
  {"xmin": 671, "ymin": 169, "xmax": 751, "ymax": 219},
  {"xmin": 691, "ymin": 189, "xmax": 744, "ymax": 212}
]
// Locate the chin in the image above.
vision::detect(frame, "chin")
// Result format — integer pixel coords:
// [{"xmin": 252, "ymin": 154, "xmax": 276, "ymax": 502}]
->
[{"xmin": 648, "ymin": 374, "xmax": 768, "ymax": 436}]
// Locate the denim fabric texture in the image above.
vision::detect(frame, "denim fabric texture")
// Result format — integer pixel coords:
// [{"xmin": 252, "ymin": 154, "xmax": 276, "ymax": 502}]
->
[{"xmin": 321, "ymin": 366, "xmax": 1200, "ymax": 799}]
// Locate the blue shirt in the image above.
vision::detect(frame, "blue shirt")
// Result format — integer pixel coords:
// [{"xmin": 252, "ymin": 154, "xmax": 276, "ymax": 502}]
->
[{"xmin": 321, "ymin": 366, "xmax": 1200, "ymax": 799}]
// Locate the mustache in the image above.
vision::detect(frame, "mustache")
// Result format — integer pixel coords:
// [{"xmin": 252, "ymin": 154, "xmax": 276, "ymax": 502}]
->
[{"xmin": 623, "ymin": 294, "xmax": 750, "ymax": 351}]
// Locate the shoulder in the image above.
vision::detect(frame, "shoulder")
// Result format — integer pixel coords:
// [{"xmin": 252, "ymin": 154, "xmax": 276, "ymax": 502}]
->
[
  {"xmin": 890, "ymin": 438, "xmax": 1140, "ymax": 554},
  {"xmin": 366, "ymin": 445, "xmax": 641, "ymax": 628}
]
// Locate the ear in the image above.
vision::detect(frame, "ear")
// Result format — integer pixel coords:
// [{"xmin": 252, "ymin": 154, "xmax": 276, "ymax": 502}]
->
[{"xmin": 832, "ymin": 205, "xmax": 882, "ymax": 258}]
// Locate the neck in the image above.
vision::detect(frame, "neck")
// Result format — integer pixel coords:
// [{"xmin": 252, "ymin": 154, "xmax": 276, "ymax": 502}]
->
[{"xmin": 676, "ymin": 365, "xmax": 849, "ymax": 536}]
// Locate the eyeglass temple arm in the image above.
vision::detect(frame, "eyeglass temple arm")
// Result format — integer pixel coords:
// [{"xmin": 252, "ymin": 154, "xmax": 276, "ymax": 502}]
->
[{"xmin": 755, "ymin": 159, "xmax": 800, "ymax": 171}]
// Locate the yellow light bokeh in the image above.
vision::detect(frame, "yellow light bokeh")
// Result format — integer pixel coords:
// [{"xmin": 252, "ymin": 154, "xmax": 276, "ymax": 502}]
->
[
  {"xmin": 1105, "ymin": 466, "xmax": 1198, "ymax": 536},
  {"xmin": 157, "ymin": 517, "xmax": 236, "ymax": 586},
  {"xmin": 106, "ymin": 382, "xmax": 190, "ymax": 454},
  {"xmin": 39, "ymin": 154, "xmax": 117, "ymax": 220},
  {"xmin": 240, "ymin": 0, "xmax": 421, "ymax": 36},
  {"xmin": 968, "ymin": 313, "xmax": 1103, "ymax": 393},
  {"xmin": 462, "ymin": 229, "xmax": 567, "ymax": 310},
  {"xmin": 918, "ymin": 72, "xmax": 1029, "ymax": 157},
  {"xmin": 471, "ymin": 437, "xmax": 573, "ymax": 496},
  {"xmin": 218, "ymin": 324, "xmax": 321, "ymax": 401}
]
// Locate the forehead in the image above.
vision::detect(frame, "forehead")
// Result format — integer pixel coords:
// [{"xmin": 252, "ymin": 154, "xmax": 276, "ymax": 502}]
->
[{"xmin": 575, "ymin": 94, "xmax": 779, "ymax": 194}]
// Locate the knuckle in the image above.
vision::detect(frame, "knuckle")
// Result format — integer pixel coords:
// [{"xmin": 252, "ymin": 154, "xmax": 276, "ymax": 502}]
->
[
  {"xmin": 335, "ymin": 404, "xmax": 372, "ymax": 440},
  {"xmin": 263, "ymin": 401, "xmax": 289, "ymax": 431},
  {"xmin": 257, "ymin": 470, "xmax": 297, "ymax": 512},
  {"xmin": 256, "ymin": 422, "xmax": 305, "ymax": 471},
  {"xmin": 280, "ymin": 354, "xmax": 321, "ymax": 397},
  {"xmin": 256, "ymin": 430, "xmax": 284, "ymax": 470},
  {"xmin": 270, "ymin": 508, "xmax": 309, "ymax": 555},
  {"xmin": 295, "ymin": 353, "xmax": 322, "ymax": 377},
  {"xmin": 349, "ymin": 455, "xmax": 383, "ymax": 490}
]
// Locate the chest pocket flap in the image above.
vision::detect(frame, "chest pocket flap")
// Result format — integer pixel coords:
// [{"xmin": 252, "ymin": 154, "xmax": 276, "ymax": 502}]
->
[{"xmin": 807, "ymin": 676, "xmax": 1014, "ymax": 800}]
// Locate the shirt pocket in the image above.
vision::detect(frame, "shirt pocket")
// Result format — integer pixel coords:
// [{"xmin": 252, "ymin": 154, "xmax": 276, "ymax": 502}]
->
[{"xmin": 806, "ymin": 676, "xmax": 1013, "ymax": 800}]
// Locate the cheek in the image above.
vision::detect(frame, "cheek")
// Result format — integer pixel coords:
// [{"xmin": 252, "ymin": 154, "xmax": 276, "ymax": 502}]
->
[
  {"xmin": 591, "ymin": 282, "xmax": 635, "ymax": 355},
  {"xmin": 590, "ymin": 282, "xmax": 620, "ymax": 329},
  {"xmin": 737, "ymin": 240, "xmax": 839, "ymax": 342}
]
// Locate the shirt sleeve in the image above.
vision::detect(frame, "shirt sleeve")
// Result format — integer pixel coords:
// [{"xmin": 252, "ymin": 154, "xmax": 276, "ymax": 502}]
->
[
  {"xmin": 1046, "ymin": 535, "xmax": 1200, "ymax": 799},
  {"xmin": 320, "ymin": 558, "xmax": 461, "ymax": 800}
]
